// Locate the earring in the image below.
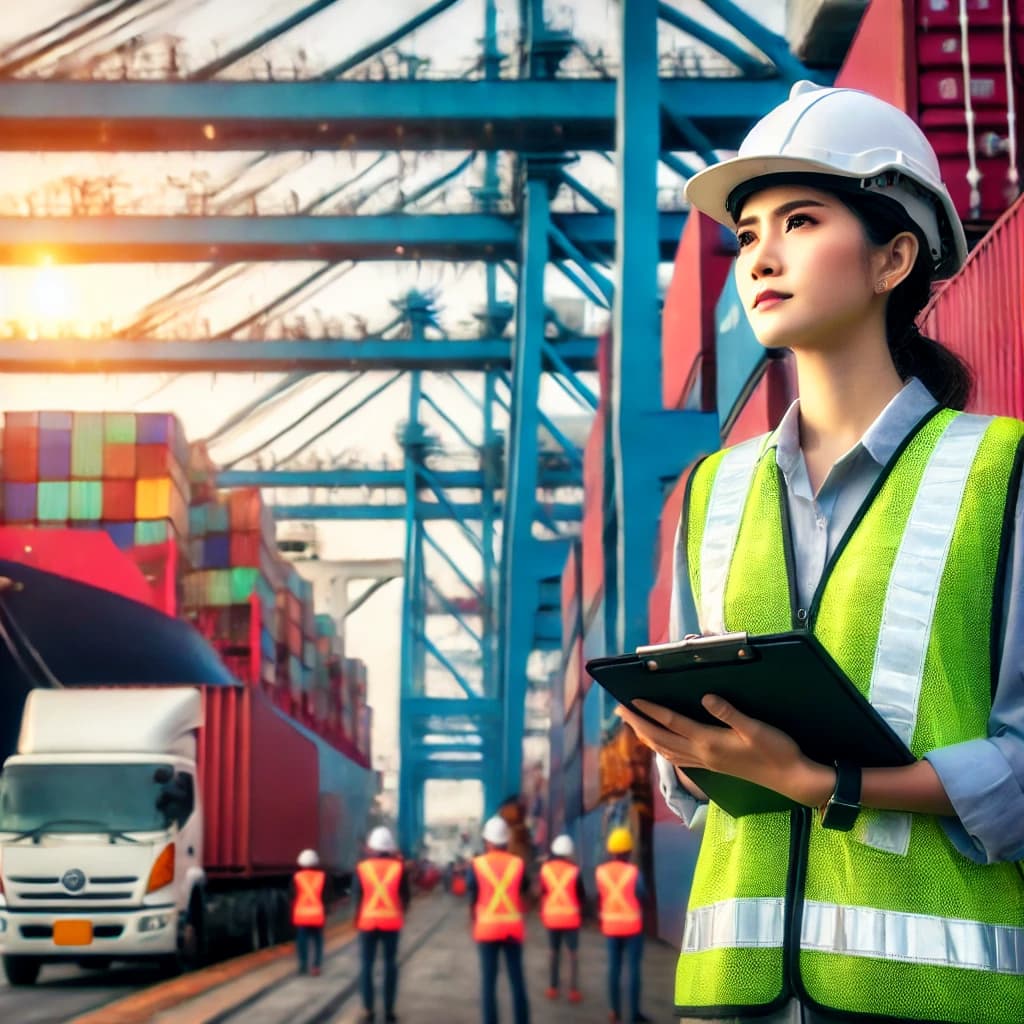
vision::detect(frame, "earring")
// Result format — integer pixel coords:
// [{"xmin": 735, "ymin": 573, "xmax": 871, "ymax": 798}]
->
[{"xmin": 877, "ymin": 279, "xmax": 888, "ymax": 293}]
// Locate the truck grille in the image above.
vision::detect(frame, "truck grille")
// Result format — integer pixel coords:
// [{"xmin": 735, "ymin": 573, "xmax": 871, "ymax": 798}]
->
[{"xmin": 16, "ymin": 892, "xmax": 133, "ymax": 901}]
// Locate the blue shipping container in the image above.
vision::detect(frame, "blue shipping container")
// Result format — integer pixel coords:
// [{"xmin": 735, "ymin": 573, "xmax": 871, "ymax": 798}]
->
[{"xmin": 715, "ymin": 274, "xmax": 766, "ymax": 428}]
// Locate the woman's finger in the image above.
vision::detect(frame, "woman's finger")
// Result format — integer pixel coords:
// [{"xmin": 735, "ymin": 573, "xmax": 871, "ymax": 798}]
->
[{"xmin": 631, "ymin": 699, "xmax": 699, "ymax": 736}]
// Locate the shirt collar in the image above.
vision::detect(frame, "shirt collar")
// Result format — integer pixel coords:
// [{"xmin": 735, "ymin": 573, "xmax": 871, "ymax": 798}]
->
[{"xmin": 762, "ymin": 377, "xmax": 938, "ymax": 473}]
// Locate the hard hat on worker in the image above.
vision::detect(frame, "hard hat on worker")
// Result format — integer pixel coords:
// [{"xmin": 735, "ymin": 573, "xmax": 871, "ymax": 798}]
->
[
  {"xmin": 551, "ymin": 834, "xmax": 575, "ymax": 858},
  {"xmin": 607, "ymin": 827, "xmax": 633, "ymax": 855},
  {"xmin": 297, "ymin": 848, "xmax": 320, "ymax": 868},
  {"xmin": 482, "ymin": 815, "xmax": 511, "ymax": 846},
  {"xmin": 684, "ymin": 80, "xmax": 967, "ymax": 278},
  {"xmin": 368, "ymin": 825, "xmax": 398, "ymax": 854}
]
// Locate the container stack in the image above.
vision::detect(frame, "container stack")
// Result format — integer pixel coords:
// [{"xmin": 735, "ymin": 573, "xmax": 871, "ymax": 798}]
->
[{"xmin": 1, "ymin": 411, "xmax": 191, "ymax": 616}]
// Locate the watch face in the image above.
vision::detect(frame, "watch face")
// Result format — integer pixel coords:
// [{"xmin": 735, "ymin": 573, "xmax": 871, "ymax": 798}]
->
[{"xmin": 822, "ymin": 798, "xmax": 859, "ymax": 832}]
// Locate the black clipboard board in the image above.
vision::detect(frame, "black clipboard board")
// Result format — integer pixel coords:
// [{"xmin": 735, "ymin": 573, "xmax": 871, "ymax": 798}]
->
[{"xmin": 586, "ymin": 631, "xmax": 915, "ymax": 817}]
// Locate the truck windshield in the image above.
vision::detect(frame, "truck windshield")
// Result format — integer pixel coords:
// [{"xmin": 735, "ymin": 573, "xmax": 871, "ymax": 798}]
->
[{"xmin": 0, "ymin": 763, "xmax": 172, "ymax": 834}]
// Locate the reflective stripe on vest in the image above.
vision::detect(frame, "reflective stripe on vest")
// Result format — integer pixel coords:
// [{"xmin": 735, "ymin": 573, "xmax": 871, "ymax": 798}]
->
[
  {"xmin": 292, "ymin": 869, "xmax": 326, "ymax": 928},
  {"xmin": 676, "ymin": 410, "xmax": 1024, "ymax": 1021},
  {"xmin": 472, "ymin": 851, "xmax": 524, "ymax": 942},
  {"xmin": 697, "ymin": 436, "xmax": 763, "ymax": 634},
  {"xmin": 684, "ymin": 897, "xmax": 1024, "ymax": 974},
  {"xmin": 540, "ymin": 860, "xmax": 581, "ymax": 930},
  {"xmin": 596, "ymin": 861, "xmax": 642, "ymax": 937},
  {"xmin": 356, "ymin": 858, "xmax": 404, "ymax": 932}
]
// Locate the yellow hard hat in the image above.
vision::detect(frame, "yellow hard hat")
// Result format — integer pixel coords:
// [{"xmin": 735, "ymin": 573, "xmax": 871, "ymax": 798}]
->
[{"xmin": 607, "ymin": 827, "xmax": 633, "ymax": 855}]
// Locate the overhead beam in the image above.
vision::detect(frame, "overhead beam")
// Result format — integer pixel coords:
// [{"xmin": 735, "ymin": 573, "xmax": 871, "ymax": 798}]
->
[
  {"xmin": 0, "ymin": 212, "xmax": 686, "ymax": 263},
  {"xmin": 0, "ymin": 338, "xmax": 598, "ymax": 373},
  {"xmin": 219, "ymin": 468, "xmax": 582, "ymax": 489},
  {"xmin": 0, "ymin": 78, "xmax": 793, "ymax": 152},
  {"xmin": 272, "ymin": 502, "xmax": 582, "ymax": 521}
]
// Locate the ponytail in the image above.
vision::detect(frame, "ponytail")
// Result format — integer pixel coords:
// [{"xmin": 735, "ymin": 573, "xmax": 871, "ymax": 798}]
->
[{"xmin": 840, "ymin": 191, "xmax": 974, "ymax": 411}]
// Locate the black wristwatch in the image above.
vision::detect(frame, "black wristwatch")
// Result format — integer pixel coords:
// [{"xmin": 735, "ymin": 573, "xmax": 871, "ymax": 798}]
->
[{"xmin": 819, "ymin": 762, "xmax": 862, "ymax": 831}]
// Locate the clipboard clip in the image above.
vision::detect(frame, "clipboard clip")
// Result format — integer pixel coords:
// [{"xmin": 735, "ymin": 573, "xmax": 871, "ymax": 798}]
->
[{"xmin": 635, "ymin": 632, "xmax": 753, "ymax": 671}]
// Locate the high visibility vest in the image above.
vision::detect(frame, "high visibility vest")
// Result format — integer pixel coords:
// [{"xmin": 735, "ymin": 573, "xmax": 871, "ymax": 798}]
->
[
  {"xmin": 595, "ymin": 860, "xmax": 642, "ymax": 937},
  {"xmin": 356, "ymin": 857, "xmax": 404, "ymax": 932},
  {"xmin": 292, "ymin": 868, "xmax": 326, "ymax": 928},
  {"xmin": 540, "ymin": 859, "xmax": 582, "ymax": 930},
  {"xmin": 674, "ymin": 409, "xmax": 1024, "ymax": 1022},
  {"xmin": 472, "ymin": 850, "xmax": 525, "ymax": 942}
]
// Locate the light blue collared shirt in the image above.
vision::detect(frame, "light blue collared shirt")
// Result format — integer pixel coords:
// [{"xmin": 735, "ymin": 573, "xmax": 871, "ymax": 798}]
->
[{"xmin": 657, "ymin": 378, "xmax": 1024, "ymax": 864}]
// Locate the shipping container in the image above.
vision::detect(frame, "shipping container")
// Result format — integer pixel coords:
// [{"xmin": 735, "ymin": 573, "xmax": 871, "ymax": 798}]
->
[
  {"xmin": 723, "ymin": 355, "xmax": 798, "ymax": 447},
  {"xmin": 648, "ymin": 468, "xmax": 695, "ymax": 645},
  {"xmin": 662, "ymin": 213, "xmax": 735, "ymax": 411},
  {"xmin": 714, "ymin": 274, "xmax": 767, "ymax": 430},
  {"xmin": 921, "ymin": 193, "xmax": 1024, "ymax": 417},
  {"xmin": 581, "ymin": 406, "xmax": 606, "ymax": 624}
]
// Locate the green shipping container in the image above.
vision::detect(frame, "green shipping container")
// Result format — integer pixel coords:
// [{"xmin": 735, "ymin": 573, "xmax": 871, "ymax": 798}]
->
[
  {"xmin": 71, "ymin": 414, "xmax": 104, "ymax": 478},
  {"xmin": 228, "ymin": 567, "xmax": 260, "ymax": 604},
  {"xmin": 37, "ymin": 481, "xmax": 70, "ymax": 522},
  {"xmin": 70, "ymin": 480, "xmax": 102, "ymax": 520},
  {"xmin": 207, "ymin": 570, "xmax": 232, "ymax": 607},
  {"xmin": 104, "ymin": 412, "xmax": 137, "ymax": 444},
  {"xmin": 135, "ymin": 519, "xmax": 170, "ymax": 545}
]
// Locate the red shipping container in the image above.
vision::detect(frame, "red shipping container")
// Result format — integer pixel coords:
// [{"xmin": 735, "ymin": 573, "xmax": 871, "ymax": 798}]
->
[
  {"xmin": 917, "ymin": 0, "xmax": 1003, "ymax": 29},
  {"xmin": 661, "ymin": 212, "xmax": 734, "ymax": 411},
  {"xmin": 103, "ymin": 443, "xmax": 137, "ymax": 479},
  {"xmin": 3, "ymin": 428, "xmax": 40, "ymax": 482},
  {"xmin": 135, "ymin": 444, "xmax": 174, "ymax": 478},
  {"xmin": 229, "ymin": 531, "xmax": 261, "ymax": 568},
  {"xmin": 581, "ymin": 406, "xmax": 605, "ymax": 621},
  {"xmin": 921, "ymin": 193, "xmax": 1024, "ymax": 418},
  {"xmin": 938, "ymin": 155, "xmax": 1019, "ymax": 220},
  {"xmin": 919, "ymin": 68, "xmax": 1009, "ymax": 107},
  {"xmin": 229, "ymin": 488, "xmax": 263, "ymax": 531},
  {"xmin": 835, "ymin": 0, "xmax": 915, "ymax": 111},
  {"xmin": 101, "ymin": 479, "xmax": 137, "ymax": 522},
  {"xmin": 917, "ymin": 28, "xmax": 1009, "ymax": 67},
  {"xmin": 648, "ymin": 467, "xmax": 695, "ymax": 646}
]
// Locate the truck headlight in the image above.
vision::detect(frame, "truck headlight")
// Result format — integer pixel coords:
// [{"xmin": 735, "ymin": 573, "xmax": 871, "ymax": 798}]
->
[{"xmin": 139, "ymin": 913, "xmax": 171, "ymax": 932}]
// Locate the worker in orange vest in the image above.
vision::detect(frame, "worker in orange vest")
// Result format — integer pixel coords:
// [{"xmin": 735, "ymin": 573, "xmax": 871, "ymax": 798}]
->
[
  {"xmin": 595, "ymin": 828, "xmax": 650, "ymax": 1024},
  {"xmin": 467, "ymin": 815, "xmax": 531, "ymax": 1024},
  {"xmin": 292, "ymin": 848, "xmax": 328, "ymax": 977},
  {"xmin": 538, "ymin": 833, "xmax": 586, "ymax": 1004},
  {"xmin": 353, "ymin": 826, "xmax": 410, "ymax": 1024}
]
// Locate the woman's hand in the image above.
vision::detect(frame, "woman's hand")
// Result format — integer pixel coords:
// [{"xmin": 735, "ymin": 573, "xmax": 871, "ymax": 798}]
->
[{"xmin": 616, "ymin": 695, "xmax": 835, "ymax": 808}]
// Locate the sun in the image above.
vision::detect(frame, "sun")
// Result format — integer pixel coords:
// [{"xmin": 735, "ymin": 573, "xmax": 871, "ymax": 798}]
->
[{"xmin": 30, "ymin": 255, "xmax": 74, "ymax": 323}]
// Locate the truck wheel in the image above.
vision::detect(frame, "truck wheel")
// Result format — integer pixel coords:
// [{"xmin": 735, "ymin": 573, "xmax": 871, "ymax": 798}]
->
[
  {"xmin": 3, "ymin": 955, "xmax": 41, "ymax": 986},
  {"xmin": 160, "ymin": 897, "xmax": 205, "ymax": 976},
  {"xmin": 249, "ymin": 900, "xmax": 269, "ymax": 952}
]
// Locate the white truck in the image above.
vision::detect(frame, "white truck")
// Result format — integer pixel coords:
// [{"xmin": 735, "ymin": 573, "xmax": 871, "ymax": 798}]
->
[{"xmin": 0, "ymin": 682, "xmax": 373, "ymax": 986}]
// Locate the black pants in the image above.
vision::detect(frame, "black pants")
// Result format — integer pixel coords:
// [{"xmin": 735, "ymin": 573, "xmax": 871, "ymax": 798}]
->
[
  {"xmin": 359, "ymin": 928, "xmax": 400, "ymax": 1017},
  {"xmin": 295, "ymin": 925, "xmax": 323, "ymax": 973},
  {"xmin": 479, "ymin": 938, "xmax": 530, "ymax": 1024},
  {"xmin": 547, "ymin": 927, "xmax": 579, "ymax": 990}
]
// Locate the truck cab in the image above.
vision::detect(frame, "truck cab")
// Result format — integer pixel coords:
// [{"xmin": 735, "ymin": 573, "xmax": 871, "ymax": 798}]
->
[{"xmin": 0, "ymin": 688, "xmax": 206, "ymax": 986}]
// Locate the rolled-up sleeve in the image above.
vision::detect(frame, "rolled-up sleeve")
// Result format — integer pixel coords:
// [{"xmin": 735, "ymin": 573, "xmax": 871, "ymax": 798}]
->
[
  {"xmin": 654, "ymin": 517, "xmax": 709, "ymax": 828},
  {"xmin": 924, "ymin": 473, "xmax": 1024, "ymax": 864}
]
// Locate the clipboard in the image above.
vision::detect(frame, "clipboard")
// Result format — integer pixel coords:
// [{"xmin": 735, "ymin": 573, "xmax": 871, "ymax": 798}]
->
[{"xmin": 586, "ymin": 631, "xmax": 915, "ymax": 817}]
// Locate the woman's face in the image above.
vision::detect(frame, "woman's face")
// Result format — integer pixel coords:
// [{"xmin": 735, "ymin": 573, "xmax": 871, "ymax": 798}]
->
[{"xmin": 732, "ymin": 184, "xmax": 883, "ymax": 353}]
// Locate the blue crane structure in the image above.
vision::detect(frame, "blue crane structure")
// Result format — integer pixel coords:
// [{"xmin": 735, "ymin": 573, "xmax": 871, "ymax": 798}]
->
[{"xmin": 0, "ymin": 0, "xmax": 829, "ymax": 853}]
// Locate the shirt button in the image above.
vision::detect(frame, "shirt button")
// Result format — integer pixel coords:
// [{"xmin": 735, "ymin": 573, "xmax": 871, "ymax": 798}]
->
[
  {"xmin": 816, "ymin": 516, "xmax": 826, "ymax": 529},
  {"xmin": 796, "ymin": 608, "xmax": 808, "ymax": 623}
]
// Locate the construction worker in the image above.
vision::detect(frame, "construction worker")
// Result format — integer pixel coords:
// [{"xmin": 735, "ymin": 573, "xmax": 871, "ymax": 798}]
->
[
  {"xmin": 595, "ymin": 828, "xmax": 649, "ymax": 1024},
  {"xmin": 467, "ymin": 815, "xmax": 531, "ymax": 1024},
  {"xmin": 538, "ymin": 833, "xmax": 585, "ymax": 1004},
  {"xmin": 292, "ymin": 848, "xmax": 327, "ymax": 977},
  {"xmin": 353, "ymin": 826, "xmax": 410, "ymax": 1024}
]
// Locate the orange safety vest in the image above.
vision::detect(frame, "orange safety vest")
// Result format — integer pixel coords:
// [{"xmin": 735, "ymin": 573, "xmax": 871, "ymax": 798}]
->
[
  {"xmin": 292, "ymin": 868, "xmax": 326, "ymax": 928},
  {"xmin": 356, "ymin": 857, "xmax": 404, "ymax": 932},
  {"xmin": 540, "ymin": 859, "xmax": 582, "ymax": 930},
  {"xmin": 595, "ymin": 860, "xmax": 642, "ymax": 937},
  {"xmin": 472, "ymin": 850, "xmax": 525, "ymax": 943}
]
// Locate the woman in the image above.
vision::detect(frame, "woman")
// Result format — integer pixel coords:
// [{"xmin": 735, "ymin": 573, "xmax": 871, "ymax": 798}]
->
[{"xmin": 617, "ymin": 81, "xmax": 1024, "ymax": 1024}]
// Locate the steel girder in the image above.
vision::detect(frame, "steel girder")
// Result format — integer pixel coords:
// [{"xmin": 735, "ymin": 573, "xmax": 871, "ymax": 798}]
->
[
  {"xmin": 0, "ymin": 78, "xmax": 793, "ymax": 152},
  {"xmin": 0, "ymin": 212, "xmax": 686, "ymax": 263},
  {"xmin": 219, "ymin": 467, "xmax": 581, "ymax": 489},
  {"xmin": 0, "ymin": 338, "xmax": 598, "ymax": 374},
  {"xmin": 271, "ymin": 502, "xmax": 581, "ymax": 521}
]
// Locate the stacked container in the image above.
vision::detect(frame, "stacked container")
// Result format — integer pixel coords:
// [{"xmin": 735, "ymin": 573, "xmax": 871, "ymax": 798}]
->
[{"xmin": 1, "ymin": 411, "xmax": 190, "ymax": 616}]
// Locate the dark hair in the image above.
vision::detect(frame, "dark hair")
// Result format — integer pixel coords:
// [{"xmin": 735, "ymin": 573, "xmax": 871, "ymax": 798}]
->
[{"xmin": 728, "ymin": 173, "xmax": 973, "ymax": 410}]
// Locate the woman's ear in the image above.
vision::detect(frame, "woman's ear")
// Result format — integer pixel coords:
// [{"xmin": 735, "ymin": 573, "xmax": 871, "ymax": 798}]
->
[{"xmin": 876, "ymin": 231, "xmax": 919, "ymax": 290}]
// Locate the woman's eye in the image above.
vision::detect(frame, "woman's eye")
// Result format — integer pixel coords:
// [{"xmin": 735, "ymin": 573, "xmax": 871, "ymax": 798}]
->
[
  {"xmin": 785, "ymin": 213, "xmax": 813, "ymax": 231},
  {"xmin": 736, "ymin": 230, "xmax": 755, "ymax": 248}
]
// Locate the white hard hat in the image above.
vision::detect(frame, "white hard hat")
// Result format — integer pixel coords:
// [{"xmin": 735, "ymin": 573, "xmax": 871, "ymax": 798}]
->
[
  {"xmin": 368, "ymin": 826, "xmax": 397, "ymax": 854},
  {"xmin": 685, "ymin": 81, "xmax": 967, "ymax": 277},
  {"xmin": 550, "ymin": 834, "xmax": 575, "ymax": 858},
  {"xmin": 482, "ymin": 816, "xmax": 511, "ymax": 846},
  {"xmin": 297, "ymin": 848, "xmax": 319, "ymax": 868}
]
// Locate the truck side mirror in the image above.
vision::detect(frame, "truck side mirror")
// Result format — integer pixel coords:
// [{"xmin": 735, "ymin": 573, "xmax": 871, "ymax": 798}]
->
[{"xmin": 156, "ymin": 772, "xmax": 195, "ymax": 829}]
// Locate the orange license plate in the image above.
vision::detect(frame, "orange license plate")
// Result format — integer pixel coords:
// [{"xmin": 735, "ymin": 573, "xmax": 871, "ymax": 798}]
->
[{"xmin": 53, "ymin": 920, "xmax": 93, "ymax": 946}]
